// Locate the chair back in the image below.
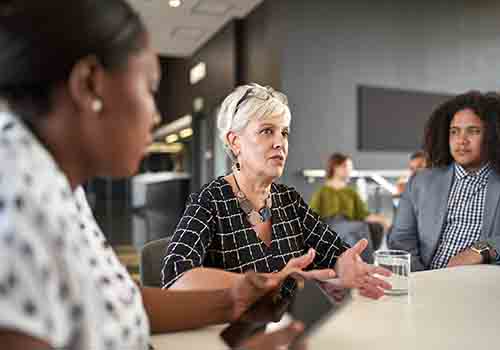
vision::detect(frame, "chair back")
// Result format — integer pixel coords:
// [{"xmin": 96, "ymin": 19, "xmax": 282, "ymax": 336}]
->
[{"xmin": 140, "ymin": 237, "xmax": 171, "ymax": 287}]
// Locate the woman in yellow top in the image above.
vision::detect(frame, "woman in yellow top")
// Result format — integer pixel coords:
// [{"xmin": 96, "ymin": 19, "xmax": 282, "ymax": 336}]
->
[{"xmin": 310, "ymin": 153, "xmax": 389, "ymax": 261}]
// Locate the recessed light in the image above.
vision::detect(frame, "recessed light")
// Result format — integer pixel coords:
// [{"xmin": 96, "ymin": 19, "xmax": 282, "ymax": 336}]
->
[
  {"xmin": 179, "ymin": 128, "xmax": 193, "ymax": 139},
  {"xmin": 168, "ymin": 0, "xmax": 182, "ymax": 8},
  {"xmin": 166, "ymin": 134, "xmax": 179, "ymax": 144}
]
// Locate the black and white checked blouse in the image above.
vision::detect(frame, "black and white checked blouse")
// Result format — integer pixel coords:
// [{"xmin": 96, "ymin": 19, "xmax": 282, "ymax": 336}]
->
[
  {"xmin": 161, "ymin": 177, "xmax": 350, "ymax": 288},
  {"xmin": 430, "ymin": 163, "xmax": 491, "ymax": 269}
]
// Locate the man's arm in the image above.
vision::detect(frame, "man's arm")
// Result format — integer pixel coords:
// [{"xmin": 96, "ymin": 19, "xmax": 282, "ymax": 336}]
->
[{"xmin": 387, "ymin": 177, "xmax": 426, "ymax": 271}]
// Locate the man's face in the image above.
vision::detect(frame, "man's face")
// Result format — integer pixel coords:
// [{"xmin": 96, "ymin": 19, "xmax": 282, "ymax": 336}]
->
[{"xmin": 449, "ymin": 108, "xmax": 486, "ymax": 172}]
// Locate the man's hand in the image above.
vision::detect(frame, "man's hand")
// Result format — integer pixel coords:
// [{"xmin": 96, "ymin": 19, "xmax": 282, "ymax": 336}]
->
[
  {"xmin": 335, "ymin": 239, "xmax": 392, "ymax": 299},
  {"xmin": 447, "ymin": 248, "xmax": 483, "ymax": 268}
]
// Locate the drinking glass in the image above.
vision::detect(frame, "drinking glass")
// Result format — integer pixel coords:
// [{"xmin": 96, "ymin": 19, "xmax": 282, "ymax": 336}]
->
[{"xmin": 374, "ymin": 250, "xmax": 410, "ymax": 295}]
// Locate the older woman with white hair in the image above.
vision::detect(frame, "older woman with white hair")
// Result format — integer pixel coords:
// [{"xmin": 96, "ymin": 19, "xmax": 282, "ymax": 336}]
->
[{"xmin": 162, "ymin": 83, "xmax": 391, "ymax": 299}]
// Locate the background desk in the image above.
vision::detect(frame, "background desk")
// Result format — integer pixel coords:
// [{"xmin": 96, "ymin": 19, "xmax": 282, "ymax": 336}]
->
[{"xmin": 152, "ymin": 265, "xmax": 500, "ymax": 349}]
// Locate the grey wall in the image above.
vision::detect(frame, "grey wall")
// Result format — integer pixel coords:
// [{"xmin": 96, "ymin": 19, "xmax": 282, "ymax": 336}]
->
[{"xmin": 278, "ymin": 0, "xmax": 500, "ymax": 199}]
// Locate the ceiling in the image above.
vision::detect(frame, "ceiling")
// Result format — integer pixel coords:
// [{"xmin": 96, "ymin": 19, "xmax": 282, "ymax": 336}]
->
[{"xmin": 128, "ymin": 0, "xmax": 264, "ymax": 57}]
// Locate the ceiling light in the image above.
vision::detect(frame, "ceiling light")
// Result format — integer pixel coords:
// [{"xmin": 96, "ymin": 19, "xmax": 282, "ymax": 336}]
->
[
  {"xmin": 190, "ymin": 62, "xmax": 206, "ymax": 85},
  {"xmin": 179, "ymin": 128, "xmax": 193, "ymax": 139},
  {"xmin": 166, "ymin": 134, "xmax": 179, "ymax": 144},
  {"xmin": 146, "ymin": 142, "xmax": 184, "ymax": 154},
  {"xmin": 168, "ymin": 0, "xmax": 182, "ymax": 8}
]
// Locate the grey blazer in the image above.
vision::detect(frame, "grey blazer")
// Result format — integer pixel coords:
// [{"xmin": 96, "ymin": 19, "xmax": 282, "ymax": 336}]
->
[{"xmin": 388, "ymin": 164, "xmax": 500, "ymax": 271}]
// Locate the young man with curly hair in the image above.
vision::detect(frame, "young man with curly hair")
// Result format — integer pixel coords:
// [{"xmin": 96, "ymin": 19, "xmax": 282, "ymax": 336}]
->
[{"xmin": 388, "ymin": 91, "xmax": 500, "ymax": 271}]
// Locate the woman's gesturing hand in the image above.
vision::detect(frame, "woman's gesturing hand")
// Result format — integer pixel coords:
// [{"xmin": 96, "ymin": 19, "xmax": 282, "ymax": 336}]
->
[{"xmin": 335, "ymin": 239, "xmax": 392, "ymax": 299}]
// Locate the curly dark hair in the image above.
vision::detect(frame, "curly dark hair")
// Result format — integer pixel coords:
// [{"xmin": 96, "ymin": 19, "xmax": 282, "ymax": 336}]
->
[{"xmin": 423, "ymin": 90, "xmax": 500, "ymax": 173}]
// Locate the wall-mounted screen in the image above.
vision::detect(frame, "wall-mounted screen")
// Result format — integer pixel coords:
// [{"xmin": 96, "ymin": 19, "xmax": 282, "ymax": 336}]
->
[{"xmin": 357, "ymin": 85, "xmax": 453, "ymax": 151}]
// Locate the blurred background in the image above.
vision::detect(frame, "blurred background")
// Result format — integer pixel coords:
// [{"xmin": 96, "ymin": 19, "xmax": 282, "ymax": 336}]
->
[{"xmin": 85, "ymin": 0, "xmax": 500, "ymax": 276}]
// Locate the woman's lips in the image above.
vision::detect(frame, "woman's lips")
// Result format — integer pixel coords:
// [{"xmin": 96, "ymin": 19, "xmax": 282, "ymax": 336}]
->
[{"xmin": 269, "ymin": 155, "xmax": 285, "ymax": 164}]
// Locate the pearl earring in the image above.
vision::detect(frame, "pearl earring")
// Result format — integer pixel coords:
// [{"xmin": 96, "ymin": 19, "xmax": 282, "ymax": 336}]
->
[{"xmin": 91, "ymin": 98, "xmax": 103, "ymax": 113}]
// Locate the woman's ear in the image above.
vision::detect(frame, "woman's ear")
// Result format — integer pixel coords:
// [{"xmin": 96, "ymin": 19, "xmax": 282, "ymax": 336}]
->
[
  {"xmin": 226, "ymin": 131, "xmax": 240, "ymax": 158},
  {"xmin": 67, "ymin": 55, "xmax": 105, "ymax": 114}
]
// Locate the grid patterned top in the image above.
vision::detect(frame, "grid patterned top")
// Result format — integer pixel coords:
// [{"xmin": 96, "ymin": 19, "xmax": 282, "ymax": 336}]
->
[
  {"xmin": 161, "ymin": 177, "xmax": 350, "ymax": 288},
  {"xmin": 430, "ymin": 163, "xmax": 491, "ymax": 269}
]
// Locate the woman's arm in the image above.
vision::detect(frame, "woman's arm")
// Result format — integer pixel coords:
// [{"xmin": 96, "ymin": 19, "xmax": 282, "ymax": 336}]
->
[
  {"xmin": 365, "ymin": 213, "xmax": 389, "ymax": 230},
  {"xmin": 141, "ymin": 271, "xmax": 282, "ymax": 334},
  {"xmin": 294, "ymin": 190, "xmax": 350, "ymax": 268},
  {"xmin": 0, "ymin": 331, "xmax": 51, "ymax": 350},
  {"xmin": 162, "ymin": 194, "xmax": 216, "ymax": 288},
  {"xmin": 141, "ymin": 286, "xmax": 234, "ymax": 333},
  {"xmin": 168, "ymin": 267, "xmax": 242, "ymax": 290}
]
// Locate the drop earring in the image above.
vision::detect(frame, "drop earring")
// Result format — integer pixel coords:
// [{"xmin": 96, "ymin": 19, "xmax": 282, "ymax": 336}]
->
[{"xmin": 91, "ymin": 98, "xmax": 103, "ymax": 113}]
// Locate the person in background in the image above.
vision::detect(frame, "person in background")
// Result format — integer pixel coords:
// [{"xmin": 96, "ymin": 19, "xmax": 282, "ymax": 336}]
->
[
  {"xmin": 309, "ymin": 153, "xmax": 389, "ymax": 262},
  {"xmin": 162, "ymin": 84, "xmax": 391, "ymax": 299},
  {"xmin": 395, "ymin": 150, "xmax": 428, "ymax": 195},
  {"xmin": 310, "ymin": 153, "xmax": 389, "ymax": 228},
  {"xmin": 388, "ymin": 91, "xmax": 500, "ymax": 271},
  {"xmin": 0, "ymin": 1, "xmax": 310, "ymax": 349}
]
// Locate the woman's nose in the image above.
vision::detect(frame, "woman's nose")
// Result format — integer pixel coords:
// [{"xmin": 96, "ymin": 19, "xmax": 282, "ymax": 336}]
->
[{"xmin": 273, "ymin": 137, "xmax": 283, "ymax": 149}]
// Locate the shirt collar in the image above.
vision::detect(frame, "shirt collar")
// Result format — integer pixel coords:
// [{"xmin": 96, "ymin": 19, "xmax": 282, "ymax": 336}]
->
[{"xmin": 454, "ymin": 162, "xmax": 492, "ymax": 182}]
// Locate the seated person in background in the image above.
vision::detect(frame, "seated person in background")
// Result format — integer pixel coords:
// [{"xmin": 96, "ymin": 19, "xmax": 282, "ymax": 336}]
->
[
  {"xmin": 162, "ymin": 83, "xmax": 391, "ymax": 299},
  {"xmin": 0, "ymin": 2, "xmax": 312, "ymax": 349},
  {"xmin": 309, "ymin": 153, "xmax": 389, "ymax": 262},
  {"xmin": 388, "ymin": 91, "xmax": 500, "ymax": 271},
  {"xmin": 395, "ymin": 150, "xmax": 428, "ymax": 195}
]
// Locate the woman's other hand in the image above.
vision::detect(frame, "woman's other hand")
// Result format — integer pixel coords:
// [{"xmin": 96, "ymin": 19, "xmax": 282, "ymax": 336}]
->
[{"xmin": 277, "ymin": 248, "xmax": 336, "ymax": 281}]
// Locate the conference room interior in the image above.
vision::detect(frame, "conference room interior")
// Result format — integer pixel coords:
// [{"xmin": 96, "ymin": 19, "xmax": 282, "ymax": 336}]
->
[{"xmin": 83, "ymin": 0, "xmax": 500, "ymax": 279}]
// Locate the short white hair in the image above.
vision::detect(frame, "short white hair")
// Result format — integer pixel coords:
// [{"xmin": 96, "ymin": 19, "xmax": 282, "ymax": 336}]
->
[{"xmin": 217, "ymin": 83, "xmax": 291, "ymax": 158}]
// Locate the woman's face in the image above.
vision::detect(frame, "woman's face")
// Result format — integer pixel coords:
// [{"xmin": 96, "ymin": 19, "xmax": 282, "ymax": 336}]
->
[
  {"xmin": 94, "ymin": 36, "xmax": 160, "ymax": 177},
  {"xmin": 233, "ymin": 112, "xmax": 290, "ymax": 179},
  {"xmin": 335, "ymin": 159, "xmax": 353, "ymax": 180}
]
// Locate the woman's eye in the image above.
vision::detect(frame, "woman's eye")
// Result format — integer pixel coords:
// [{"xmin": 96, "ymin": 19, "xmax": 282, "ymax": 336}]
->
[
  {"xmin": 282, "ymin": 130, "xmax": 289, "ymax": 137},
  {"xmin": 261, "ymin": 128, "xmax": 272, "ymax": 135}
]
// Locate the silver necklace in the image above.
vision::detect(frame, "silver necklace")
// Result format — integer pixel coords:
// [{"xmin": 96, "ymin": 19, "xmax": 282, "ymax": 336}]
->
[{"xmin": 232, "ymin": 174, "xmax": 272, "ymax": 226}]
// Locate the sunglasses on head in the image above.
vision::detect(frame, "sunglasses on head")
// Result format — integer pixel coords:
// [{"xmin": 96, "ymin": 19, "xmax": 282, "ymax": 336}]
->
[{"xmin": 234, "ymin": 84, "xmax": 288, "ymax": 115}]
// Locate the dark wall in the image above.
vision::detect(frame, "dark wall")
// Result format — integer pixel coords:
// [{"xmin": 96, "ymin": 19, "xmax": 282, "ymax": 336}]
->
[
  {"xmin": 278, "ymin": 0, "xmax": 500, "ymax": 199},
  {"xmin": 238, "ymin": 1, "xmax": 286, "ymax": 89},
  {"xmin": 158, "ymin": 22, "xmax": 237, "ymax": 124},
  {"xmin": 156, "ymin": 1, "xmax": 288, "ymax": 123},
  {"xmin": 157, "ymin": 0, "xmax": 500, "ymax": 202}
]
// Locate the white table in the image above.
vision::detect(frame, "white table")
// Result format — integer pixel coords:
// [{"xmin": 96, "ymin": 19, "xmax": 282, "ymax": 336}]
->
[{"xmin": 152, "ymin": 265, "xmax": 500, "ymax": 349}]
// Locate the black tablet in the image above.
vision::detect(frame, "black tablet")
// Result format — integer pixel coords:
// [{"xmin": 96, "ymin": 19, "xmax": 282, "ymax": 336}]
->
[{"xmin": 220, "ymin": 277, "xmax": 351, "ymax": 348}]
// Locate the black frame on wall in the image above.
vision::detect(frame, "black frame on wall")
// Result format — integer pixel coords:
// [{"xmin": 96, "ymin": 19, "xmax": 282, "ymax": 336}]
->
[{"xmin": 357, "ymin": 85, "xmax": 453, "ymax": 152}]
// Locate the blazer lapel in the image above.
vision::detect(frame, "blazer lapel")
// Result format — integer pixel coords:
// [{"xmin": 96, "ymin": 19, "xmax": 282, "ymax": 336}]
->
[
  {"xmin": 424, "ymin": 166, "xmax": 454, "ymax": 250},
  {"xmin": 482, "ymin": 171, "xmax": 500, "ymax": 238}
]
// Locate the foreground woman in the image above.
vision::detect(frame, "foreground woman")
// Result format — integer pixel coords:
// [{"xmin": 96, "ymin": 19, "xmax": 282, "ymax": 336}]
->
[{"xmin": 0, "ymin": 1, "xmax": 306, "ymax": 349}]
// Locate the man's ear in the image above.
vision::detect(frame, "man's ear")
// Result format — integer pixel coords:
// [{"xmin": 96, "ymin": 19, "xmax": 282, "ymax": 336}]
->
[
  {"xmin": 226, "ymin": 131, "xmax": 240, "ymax": 157},
  {"xmin": 67, "ymin": 55, "xmax": 105, "ymax": 114}
]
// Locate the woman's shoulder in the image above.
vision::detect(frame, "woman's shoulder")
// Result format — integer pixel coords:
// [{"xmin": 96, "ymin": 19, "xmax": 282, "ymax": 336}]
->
[
  {"xmin": 271, "ymin": 182, "xmax": 302, "ymax": 204},
  {"xmin": 312, "ymin": 184, "xmax": 332, "ymax": 194},
  {"xmin": 188, "ymin": 176, "xmax": 234, "ymax": 204},
  {"xmin": 0, "ymin": 113, "xmax": 71, "ymax": 213}
]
